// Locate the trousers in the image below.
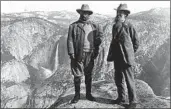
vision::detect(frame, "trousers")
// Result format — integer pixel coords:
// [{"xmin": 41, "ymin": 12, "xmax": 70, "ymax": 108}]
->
[
  {"xmin": 114, "ymin": 61, "xmax": 137, "ymax": 103},
  {"xmin": 71, "ymin": 51, "xmax": 94, "ymax": 84},
  {"xmin": 71, "ymin": 51, "xmax": 94, "ymax": 77}
]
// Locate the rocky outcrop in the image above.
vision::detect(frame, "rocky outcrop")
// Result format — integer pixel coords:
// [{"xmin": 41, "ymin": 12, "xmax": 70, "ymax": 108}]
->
[
  {"xmin": 1, "ymin": 60, "xmax": 31, "ymax": 108},
  {"xmin": 1, "ymin": 84, "xmax": 30, "ymax": 108},
  {"xmin": 49, "ymin": 79, "xmax": 170, "ymax": 108},
  {"xmin": 1, "ymin": 60, "xmax": 30, "ymax": 84}
]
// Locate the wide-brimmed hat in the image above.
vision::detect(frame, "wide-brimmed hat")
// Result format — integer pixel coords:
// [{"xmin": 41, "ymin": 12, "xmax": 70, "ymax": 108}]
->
[
  {"xmin": 114, "ymin": 3, "xmax": 130, "ymax": 14},
  {"xmin": 76, "ymin": 4, "xmax": 93, "ymax": 15}
]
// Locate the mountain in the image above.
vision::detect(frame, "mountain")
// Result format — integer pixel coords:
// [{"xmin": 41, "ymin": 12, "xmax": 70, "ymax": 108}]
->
[
  {"xmin": 128, "ymin": 8, "xmax": 170, "ymax": 96},
  {"xmin": 129, "ymin": 7, "xmax": 170, "ymax": 22},
  {"xmin": 1, "ymin": 7, "xmax": 170, "ymax": 108}
]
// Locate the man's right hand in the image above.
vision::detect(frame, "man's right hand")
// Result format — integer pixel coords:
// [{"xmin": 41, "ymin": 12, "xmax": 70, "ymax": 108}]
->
[{"xmin": 69, "ymin": 54, "xmax": 75, "ymax": 60}]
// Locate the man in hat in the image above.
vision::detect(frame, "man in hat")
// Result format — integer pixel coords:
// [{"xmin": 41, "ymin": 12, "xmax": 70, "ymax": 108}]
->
[
  {"xmin": 67, "ymin": 4, "xmax": 103, "ymax": 103},
  {"xmin": 107, "ymin": 3, "xmax": 139, "ymax": 108}
]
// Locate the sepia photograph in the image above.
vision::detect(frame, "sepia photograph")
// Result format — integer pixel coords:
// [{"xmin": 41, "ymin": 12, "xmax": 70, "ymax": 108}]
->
[{"xmin": 1, "ymin": 1, "xmax": 170, "ymax": 108}]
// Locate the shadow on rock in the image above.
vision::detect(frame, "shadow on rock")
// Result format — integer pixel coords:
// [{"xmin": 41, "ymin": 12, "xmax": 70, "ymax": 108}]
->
[
  {"xmin": 48, "ymin": 94, "xmax": 130, "ymax": 108},
  {"xmin": 93, "ymin": 97, "xmax": 113, "ymax": 104},
  {"xmin": 48, "ymin": 93, "xmax": 84, "ymax": 108},
  {"xmin": 94, "ymin": 97, "xmax": 130, "ymax": 108}
]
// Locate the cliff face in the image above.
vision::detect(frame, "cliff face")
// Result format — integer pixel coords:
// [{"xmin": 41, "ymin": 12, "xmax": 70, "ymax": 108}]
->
[
  {"xmin": 130, "ymin": 8, "xmax": 170, "ymax": 96},
  {"xmin": 1, "ymin": 8, "xmax": 170, "ymax": 108},
  {"xmin": 1, "ymin": 17, "xmax": 66, "ymax": 108}
]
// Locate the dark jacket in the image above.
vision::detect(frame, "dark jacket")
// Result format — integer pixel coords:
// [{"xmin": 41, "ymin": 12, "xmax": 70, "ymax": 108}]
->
[
  {"xmin": 107, "ymin": 21, "xmax": 139, "ymax": 66},
  {"xmin": 67, "ymin": 20, "xmax": 103, "ymax": 61}
]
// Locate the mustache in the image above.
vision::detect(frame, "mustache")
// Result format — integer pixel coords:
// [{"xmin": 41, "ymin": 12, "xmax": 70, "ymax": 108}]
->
[{"xmin": 80, "ymin": 15, "xmax": 89, "ymax": 20}]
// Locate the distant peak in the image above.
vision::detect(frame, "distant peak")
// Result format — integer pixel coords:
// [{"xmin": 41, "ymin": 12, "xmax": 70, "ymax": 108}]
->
[
  {"xmin": 149, "ymin": 7, "xmax": 162, "ymax": 12},
  {"xmin": 149, "ymin": 7, "xmax": 169, "ymax": 13}
]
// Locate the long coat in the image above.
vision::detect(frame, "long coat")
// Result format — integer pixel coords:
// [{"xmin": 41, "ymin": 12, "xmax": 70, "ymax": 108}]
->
[
  {"xmin": 107, "ymin": 21, "xmax": 139, "ymax": 66},
  {"xmin": 67, "ymin": 20, "xmax": 103, "ymax": 62}
]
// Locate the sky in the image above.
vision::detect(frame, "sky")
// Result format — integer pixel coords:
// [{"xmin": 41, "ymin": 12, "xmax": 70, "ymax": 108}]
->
[{"xmin": 1, "ymin": 1, "xmax": 170, "ymax": 16}]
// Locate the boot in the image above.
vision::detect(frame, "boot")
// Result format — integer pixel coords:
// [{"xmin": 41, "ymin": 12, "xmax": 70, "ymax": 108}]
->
[
  {"xmin": 114, "ymin": 97, "xmax": 127, "ymax": 105},
  {"xmin": 71, "ymin": 77, "xmax": 81, "ymax": 103},
  {"xmin": 85, "ymin": 79, "xmax": 95, "ymax": 101},
  {"xmin": 113, "ymin": 88, "xmax": 127, "ymax": 105}
]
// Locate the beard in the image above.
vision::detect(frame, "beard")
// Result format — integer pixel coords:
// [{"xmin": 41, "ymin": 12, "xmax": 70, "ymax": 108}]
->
[
  {"xmin": 115, "ymin": 15, "xmax": 126, "ymax": 23},
  {"xmin": 80, "ymin": 15, "xmax": 89, "ymax": 21}
]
